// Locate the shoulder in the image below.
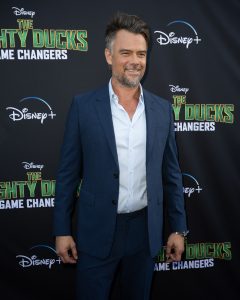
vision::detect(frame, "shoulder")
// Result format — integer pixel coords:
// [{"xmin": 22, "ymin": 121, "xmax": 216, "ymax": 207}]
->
[
  {"xmin": 143, "ymin": 88, "xmax": 172, "ymax": 110},
  {"xmin": 143, "ymin": 88, "xmax": 170, "ymax": 105},
  {"xmin": 73, "ymin": 85, "xmax": 108, "ymax": 105}
]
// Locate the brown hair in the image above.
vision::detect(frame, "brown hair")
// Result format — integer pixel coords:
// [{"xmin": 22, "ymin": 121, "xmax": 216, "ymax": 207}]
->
[{"xmin": 105, "ymin": 12, "xmax": 150, "ymax": 51}]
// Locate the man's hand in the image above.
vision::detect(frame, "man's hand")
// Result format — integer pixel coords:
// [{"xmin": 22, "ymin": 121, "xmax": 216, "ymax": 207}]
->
[
  {"xmin": 166, "ymin": 233, "xmax": 185, "ymax": 263},
  {"xmin": 55, "ymin": 236, "xmax": 78, "ymax": 264}
]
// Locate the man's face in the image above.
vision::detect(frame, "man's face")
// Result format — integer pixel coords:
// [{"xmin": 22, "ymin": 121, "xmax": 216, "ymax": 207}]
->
[{"xmin": 105, "ymin": 29, "xmax": 147, "ymax": 88}]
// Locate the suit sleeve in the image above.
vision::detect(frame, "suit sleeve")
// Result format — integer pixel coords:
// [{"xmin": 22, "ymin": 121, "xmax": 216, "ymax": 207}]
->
[
  {"xmin": 53, "ymin": 96, "xmax": 82, "ymax": 236},
  {"xmin": 162, "ymin": 102, "xmax": 188, "ymax": 232}
]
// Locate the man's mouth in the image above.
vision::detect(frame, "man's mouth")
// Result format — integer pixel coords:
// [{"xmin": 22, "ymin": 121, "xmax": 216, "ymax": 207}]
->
[{"xmin": 125, "ymin": 69, "xmax": 141, "ymax": 75}]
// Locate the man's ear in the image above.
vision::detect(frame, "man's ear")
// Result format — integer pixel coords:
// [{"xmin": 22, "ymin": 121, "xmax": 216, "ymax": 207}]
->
[{"xmin": 105, "ymin": 48, "xmax": 112, "ymax": 65}]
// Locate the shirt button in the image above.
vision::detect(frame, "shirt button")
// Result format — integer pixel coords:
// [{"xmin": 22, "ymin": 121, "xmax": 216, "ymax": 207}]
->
[{"xmin": 113, "ymin": 173, "xmax": 119, "ymax": 179}]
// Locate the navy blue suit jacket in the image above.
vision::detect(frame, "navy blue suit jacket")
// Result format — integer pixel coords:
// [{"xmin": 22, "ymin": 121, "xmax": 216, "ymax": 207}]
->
[{"xmin": 53, "ymin": 85, "xmax": 187, "ymax": 258}]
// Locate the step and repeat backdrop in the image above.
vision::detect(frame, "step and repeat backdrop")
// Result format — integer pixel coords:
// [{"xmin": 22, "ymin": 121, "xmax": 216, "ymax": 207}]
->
[{"xmin": 0, "ymin": 0, "xmax": 239, "ymax": 299}]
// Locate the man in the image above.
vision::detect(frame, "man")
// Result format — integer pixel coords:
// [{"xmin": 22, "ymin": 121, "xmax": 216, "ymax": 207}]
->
[{"xmin": 53, "ymin": 12, "xmax": 188, "ymax": 300}]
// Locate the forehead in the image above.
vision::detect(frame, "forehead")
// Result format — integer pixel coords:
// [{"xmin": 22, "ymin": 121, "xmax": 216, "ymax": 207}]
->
[{"xmin": 112, "ymin": 29, "xmax": 147, "ymax": 50}]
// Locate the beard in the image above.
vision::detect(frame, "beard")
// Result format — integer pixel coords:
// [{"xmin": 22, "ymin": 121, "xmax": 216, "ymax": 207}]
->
[{"xmin": 113, "ymin": 64, "xmax": 145, "ymax": 88}]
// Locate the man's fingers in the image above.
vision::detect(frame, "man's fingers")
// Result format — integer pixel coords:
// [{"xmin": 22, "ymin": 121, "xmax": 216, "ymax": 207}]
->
[
  {"xmin": 71, "ymin": 244, "xmax": 78, "ymax": 260},
  {"xmin": 61, "ymin": 256, "xmax": 77, "ymax": 264},
  {"xmin": 170, "ymin": 252, "xmax": 180, "ymax": 262},
  {"xmin": 55, "ymin": 236, "xmax": 78, "ymax": 264},
  {"xmin": 165, "ymin": 243, "xmax": 172, "ymax": 260},
  {"xmin": 59, "ymin": 250, "xmax": 77, "ymax": 264},
  {"xmin": 166, "ymin": 244, "xmax": 171, "ymax": 255},
  {"xmin": 165, "ymin": 233, "xmax": 185, "ymax": 262},
  {"xmin": 166, "ymin": 246, "xmax": 183, "ymax": 262}
]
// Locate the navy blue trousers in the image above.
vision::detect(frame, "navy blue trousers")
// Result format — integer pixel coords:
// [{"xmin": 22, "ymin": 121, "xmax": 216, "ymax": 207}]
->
[{"xmin": 76, "ymin": 207, "xmax": 155, "ymax": 300}]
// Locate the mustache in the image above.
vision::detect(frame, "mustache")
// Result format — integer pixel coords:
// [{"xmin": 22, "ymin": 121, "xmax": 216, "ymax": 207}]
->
[{"xmin": 124, "ymin": 64, "xmax": 143, "ymax": 71}]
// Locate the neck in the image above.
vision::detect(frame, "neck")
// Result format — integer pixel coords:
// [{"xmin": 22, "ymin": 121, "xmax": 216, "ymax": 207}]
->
[{"xmin": 111, "ymin": 78, "xmax": 140, "ymax": 103}]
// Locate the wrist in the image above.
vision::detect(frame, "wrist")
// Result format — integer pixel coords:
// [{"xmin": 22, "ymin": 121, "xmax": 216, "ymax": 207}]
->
[{"xmin": 173, "ymin": 230, "xmax": 189, "ymax": 238}]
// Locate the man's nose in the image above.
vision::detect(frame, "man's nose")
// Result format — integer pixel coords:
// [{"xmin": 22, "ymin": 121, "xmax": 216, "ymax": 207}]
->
[{"xmin": 129, "ymin": 53, "xmax": 140, "ymax": 64}]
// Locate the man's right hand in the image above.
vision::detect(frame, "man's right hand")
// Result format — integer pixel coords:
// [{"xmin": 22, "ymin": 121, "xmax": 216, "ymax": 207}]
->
[{"xmin": 55, "ymin": 235, "xmax": 78, "ymax": 264}]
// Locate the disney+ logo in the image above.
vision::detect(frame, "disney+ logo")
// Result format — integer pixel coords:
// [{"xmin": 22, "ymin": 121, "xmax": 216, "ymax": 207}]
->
[
  {"xmin": 155, "ymin": 20, "xmax": 201, "ymax": 49},
  {"xmin": 16, "ymin": 245, "xmax": 61, "ymax": 269}
]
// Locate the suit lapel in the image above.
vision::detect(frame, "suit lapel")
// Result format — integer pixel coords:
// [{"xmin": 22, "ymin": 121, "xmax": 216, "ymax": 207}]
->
[
  {"xmin": 144, "ymin": 90, "xmax": 159, "ymax": 166},
  {"xmin": 95, "ymin": 86, "xmax": 119, "ymax": 167},
  {"xmin": 94, "ymin": 86, "xmax": 164, "ymax": 168}
]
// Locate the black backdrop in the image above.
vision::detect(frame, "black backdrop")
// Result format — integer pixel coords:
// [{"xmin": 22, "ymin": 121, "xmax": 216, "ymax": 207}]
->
[{"xmin": 0, "ymin": 0, "xmax": 239, "ymax": 299}]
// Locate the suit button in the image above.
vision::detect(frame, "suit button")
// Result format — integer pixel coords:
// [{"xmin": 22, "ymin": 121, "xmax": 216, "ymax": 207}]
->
[
  {"xmin": 112, "ymin": 200, "xmax": 117, "ymax": 205},
  {"xmin": 113, "ymin": 173, "xmax": 119, "ymax": 179}
]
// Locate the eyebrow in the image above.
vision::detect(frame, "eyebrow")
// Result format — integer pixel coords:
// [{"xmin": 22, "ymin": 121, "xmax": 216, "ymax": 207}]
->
[{"xmin": 119, "ymin": 49, "xmax": 147, "ymax": 53}]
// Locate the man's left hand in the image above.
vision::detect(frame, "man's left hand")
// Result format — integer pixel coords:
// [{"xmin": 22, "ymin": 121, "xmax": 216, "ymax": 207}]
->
[{"xmin": 166, "ymin": 233, "xmax": 185, "ymax": 262}]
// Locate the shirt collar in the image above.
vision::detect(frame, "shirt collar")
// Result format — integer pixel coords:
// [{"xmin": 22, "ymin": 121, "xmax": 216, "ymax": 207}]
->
[{"xmin": 108, "ymin": 79, "xmax": 144, "ymax": 105}]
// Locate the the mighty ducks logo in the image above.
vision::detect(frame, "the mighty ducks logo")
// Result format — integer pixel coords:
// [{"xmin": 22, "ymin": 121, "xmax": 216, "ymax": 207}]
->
[
  {"xmin": 170, "ymin": 85, "xmax": 234, "ymax": 132},
  {"xmin": 0, "ymin": 161, "xmax": 80, "ymax": 210},
  {"xmin": 154, "ymin": 240, "xmax": 232, "ymax": 271},
  {"xmin": 0, "ymin": 163, "xmax": 55, "ymax": 209},
  {"xmin": 0, "ymin": 7, "xmax": 88, "ymax": 60}
]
